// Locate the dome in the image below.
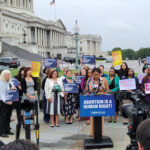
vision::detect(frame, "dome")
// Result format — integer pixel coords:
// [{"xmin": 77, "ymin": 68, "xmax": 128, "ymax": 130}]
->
[{"xmin": 3, "ymin": 0, "xmax": 34, "ymax": 16}]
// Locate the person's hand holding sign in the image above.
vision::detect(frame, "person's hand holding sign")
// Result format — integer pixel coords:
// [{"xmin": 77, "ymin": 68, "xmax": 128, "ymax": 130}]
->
[{"xmin": 6, "ymin": 101, "xmax": 12, "ymax": 105}]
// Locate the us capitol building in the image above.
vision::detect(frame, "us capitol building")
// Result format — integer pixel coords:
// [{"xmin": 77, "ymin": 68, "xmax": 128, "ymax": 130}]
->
[{"xmin": 0, "ymin": 0, "xmax": 102, "ymax": 58}]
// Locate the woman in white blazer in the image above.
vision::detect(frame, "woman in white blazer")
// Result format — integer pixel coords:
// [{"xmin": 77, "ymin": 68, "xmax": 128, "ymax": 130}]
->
[{"xmin": 45, "ymin": 70, "xmax": 64, "ymax": 127}]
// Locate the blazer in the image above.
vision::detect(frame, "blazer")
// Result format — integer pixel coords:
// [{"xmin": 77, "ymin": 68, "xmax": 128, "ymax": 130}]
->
[
  {"xmin": 21, "ymin": 77, "xmax": 38, "ymax": 95},
  {"xmin": 45, "ymin": 78, "xmax": 64, "ymax": 99},
  {"xmin": 106, "ymin": 76, "xmax": 120, "ymax": 92}
]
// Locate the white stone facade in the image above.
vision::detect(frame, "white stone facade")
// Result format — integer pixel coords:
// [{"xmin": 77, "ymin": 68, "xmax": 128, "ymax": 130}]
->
[{"xmin": 0, "ymin": 0, "xmax": 102, "ymax": 58}]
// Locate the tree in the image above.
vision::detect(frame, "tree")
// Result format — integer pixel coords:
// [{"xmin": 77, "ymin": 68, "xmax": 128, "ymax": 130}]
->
[
  {"xmin": 136, "ymin": 48, "xmax": 150, "ymax": 59},
  {"xmin": 122, "ymin": 49, "xmax": 136, "ymax": 60}
]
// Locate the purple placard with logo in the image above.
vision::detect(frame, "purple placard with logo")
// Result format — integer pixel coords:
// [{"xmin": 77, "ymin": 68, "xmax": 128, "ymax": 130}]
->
[
  {"xmin": 145, "ymin": 83, "xmax": 150, "ymax": 94},
  {"xmin": 138, "ymin": 73, "xmax": 146, "ymax": 84}
]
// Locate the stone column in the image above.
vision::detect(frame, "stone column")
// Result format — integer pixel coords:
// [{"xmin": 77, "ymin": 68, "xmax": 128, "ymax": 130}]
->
[
  {"xmin": 30, "ymin": 0, "xmax": 33, "ymax": 11},
  {"xmin": 7, "ymin": 0, "xmax": 10, "ymax": 6},
  {"xmin": 50, "ymin": 30, "xmax": 53, "ymax": 48},
  {"xmin": 37, "ymin": 28, "xmax": 40, "ymax": 47},
  {"xmin": 14, "ymin": 0, "xmax": 17, "ymax": 7},
  {"xmin": 54, "ymin": 31, "xmax": 56, "ymax": 47},
  {"xmin": 35, "ymin": 27, "xmax": 37, "ymax": 44},
  {"xmin": 24, "ymin": 0, "xmax": 26, "ymax": 9},
  {"xmin": 45, "ymin": 31, "xmax": 47, "ymax": 47},
  {"xmin": 42, "ymin": 30, "xmax": 45, "ymax": 47},
  {"xmin": 27, "ymin": 0, "xmax": 29, "ymax": 10},
  {"xmin": 28, "ymin": 27, "xmax": 31, "ymax": 45}
]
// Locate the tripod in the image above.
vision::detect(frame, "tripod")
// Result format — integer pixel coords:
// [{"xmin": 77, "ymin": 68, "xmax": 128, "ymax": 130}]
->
[{"xmin": 16, "ymin": 100, "xmax": 40, "ymax": 145}]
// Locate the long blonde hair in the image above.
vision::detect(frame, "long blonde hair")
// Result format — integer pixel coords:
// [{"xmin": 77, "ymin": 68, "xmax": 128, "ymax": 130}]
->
[{"xmin": 0, "ymin": 70, "xmax": 11, "ymax": 82}]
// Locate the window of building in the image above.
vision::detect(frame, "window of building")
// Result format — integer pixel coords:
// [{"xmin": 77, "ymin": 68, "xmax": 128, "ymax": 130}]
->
[
  {"xmin": 80, "ymin": 47, "xmax": 82, "ymax": 52},
  {"xmin": 5, "ymin": 24, "xmax": 8, "ymax": 28}
]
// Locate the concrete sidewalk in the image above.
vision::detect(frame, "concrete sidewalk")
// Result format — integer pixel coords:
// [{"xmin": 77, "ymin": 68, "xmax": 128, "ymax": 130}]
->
[{"xmin": 0, "ymin": 112, "xmax": 130, "ymax": 150}]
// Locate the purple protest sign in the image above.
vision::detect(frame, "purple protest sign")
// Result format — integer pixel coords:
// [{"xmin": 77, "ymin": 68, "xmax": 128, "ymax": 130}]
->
[{"xmin": 138, "ymin": 73, "xmax": 146, "ymax": 84}]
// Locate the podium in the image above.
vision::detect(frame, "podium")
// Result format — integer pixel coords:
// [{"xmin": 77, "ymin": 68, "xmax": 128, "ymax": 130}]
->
[
  {"xmin": 84, "ymin": 117, "xmax": 113, "ymax": 149},
  {"xmin": 80, "ymin": 95, "xmax": 115, "ymax": 149}
]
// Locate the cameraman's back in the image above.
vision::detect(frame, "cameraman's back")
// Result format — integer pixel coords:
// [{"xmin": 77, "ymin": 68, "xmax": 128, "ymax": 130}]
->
[{"xmin": 136, "ymin": 118, "xmax": 150, "ymax": 150}]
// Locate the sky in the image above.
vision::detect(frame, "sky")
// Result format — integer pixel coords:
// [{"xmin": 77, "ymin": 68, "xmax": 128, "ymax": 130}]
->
[{"xmin": 34, "ymin": 0, "xmax": 150, "ymax": 51}]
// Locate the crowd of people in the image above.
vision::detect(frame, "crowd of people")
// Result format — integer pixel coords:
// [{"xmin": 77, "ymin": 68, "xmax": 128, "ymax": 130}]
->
[{"xmin": 0, "ymin": 60, "xmax": 150, "ymax": 140}]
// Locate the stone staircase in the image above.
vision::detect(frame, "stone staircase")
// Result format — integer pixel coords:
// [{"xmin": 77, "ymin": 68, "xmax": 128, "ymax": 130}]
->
[{"xmin": 1, "ymin": 42, "xmax": 44, "ymax": 66}]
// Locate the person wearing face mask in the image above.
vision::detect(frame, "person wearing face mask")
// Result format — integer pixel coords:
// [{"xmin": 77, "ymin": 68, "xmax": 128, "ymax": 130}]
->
[
  {"xmin": 142, "ymin": 67, "xmax": 150, "ymax": 102},
  {"xmin": 112, "ymin": 62, "xmax": 129, "ymax": 80},
  {"xmin": 0, "ymin": 70, "xmax": 16, "ymax": 138}
]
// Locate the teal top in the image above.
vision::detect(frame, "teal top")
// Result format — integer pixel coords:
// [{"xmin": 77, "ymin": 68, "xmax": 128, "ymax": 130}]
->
[{"xmin": 106, "ymin": 76, "xmax": 120, "ymax": 92}]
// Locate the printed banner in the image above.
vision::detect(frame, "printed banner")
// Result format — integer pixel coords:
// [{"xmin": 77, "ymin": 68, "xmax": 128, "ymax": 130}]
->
[
  {"xmin": 146, "ymin": 57, "xmax": 150, "ymax": 65},
  {"xmin": 44, "ymin": 58, "xmax": 57, "ymax": 68},
  {"xmin": 5, "ymin": 90, "xmax": 19, "ymax": 102},
  {"xmin": 75, "ymin": 76, "xmax": 85, "ymax": 84},
  {"xmin": 119, "ymin": 79, "xmax": 136, "ymax": 90},
  {"xmin": 145, "ymin": 83, "xmax": 150, "ymax": 94},
  {"xmin": 31, "ymin": 61, "xmax": 41, "ymax": 77},
  {"xmin": 82, "ymin": 55, "xmax": 96, "ymax": 65},
  {"xmin": 80, "ymin": 95, "xmax": 115, "ymax": 117},
  {"xmin": 11, "ymin": 78, "xmax": 19, "ymax": 87},
  {"xmin": 64, "ymin": 83, "xmax": 79, "ymax": 93},
  {"xmin": 138, "ymin": 73, "xmax": 146, "ymax": 84},
  {"xmin": 112, "ymin": 50, "xmax": 122, "ymax": 66}
]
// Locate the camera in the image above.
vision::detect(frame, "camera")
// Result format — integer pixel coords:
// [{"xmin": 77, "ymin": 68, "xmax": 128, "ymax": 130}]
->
[{"xmin": 120, "ymin": 90, "xmax": 150, "ymax": 150}]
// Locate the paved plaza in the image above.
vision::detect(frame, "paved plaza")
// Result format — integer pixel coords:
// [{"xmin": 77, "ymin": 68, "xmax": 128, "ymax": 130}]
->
[{"xmin": 0, "ymin": 111, "xmax": 130, "ymax": 150}]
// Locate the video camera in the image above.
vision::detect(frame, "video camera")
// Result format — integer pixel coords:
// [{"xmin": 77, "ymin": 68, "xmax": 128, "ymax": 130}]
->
[
  {"xmin": 16, "ymin": 99, "xmax": 40, "ymax": 145},
  {"xmin": 20, "ymin": 99, "xmax": 37, "ymax": 112},
  {"xmin": 118, "ymin": 90, "xmax": 150, "ymax": 150}
]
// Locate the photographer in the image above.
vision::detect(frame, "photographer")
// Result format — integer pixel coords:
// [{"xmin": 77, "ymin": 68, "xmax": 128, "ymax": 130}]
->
[
  {"xmin": 136, "ymin": 118, "xmax": 150, "ymax": 150},
  {"xmin": 0, "ymin": 70, "xmax": 16, "ymax": 138}
]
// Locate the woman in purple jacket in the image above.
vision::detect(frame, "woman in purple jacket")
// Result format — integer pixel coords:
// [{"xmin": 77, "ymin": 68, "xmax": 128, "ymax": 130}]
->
[
  {"xmin": 142, "ymin": 67, "xmax": 150, "ymax": 102},
  {"xmin": 80, "ymin": 68, "xmax": 92, "ymax": 125}
]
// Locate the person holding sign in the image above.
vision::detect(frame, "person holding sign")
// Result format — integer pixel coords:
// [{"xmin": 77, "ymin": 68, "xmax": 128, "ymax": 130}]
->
[
  {"xmin": 85, "ymin": 67, "xmax": 109, "ymax": 136},
  {"xmin": 106, "ymin": 68, "xmax": 120, "ymax": 123},
  {"xmin": 62, "ymin": 70, "xmax": 78, "ymax": 124},
  {"xmin": 0, "ymin": 70, "xmax": 16, "ymax": 138},
  {"xmin": 45, "ymin": 70, "xmax": 64, "ymax": 127},
  {"xmin": 142, "ymin": 68, "xmax": 150, "ymax": 102},
  {"xmin": 112, "ymin": 62, "xmax": 129, "ymax": 80},
  {"xmin": 127, "ymin": 68, "xmax": 139, "ymax": 91},
  {"xmin": 14, "ymin": 67, "xmax": 25, "ymax": 122}
]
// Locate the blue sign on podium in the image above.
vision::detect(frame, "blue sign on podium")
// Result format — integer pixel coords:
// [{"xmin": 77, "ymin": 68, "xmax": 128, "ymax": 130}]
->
[{"xmin": 80, "ymin": 95, "xmax": 115, "ymax": 117}]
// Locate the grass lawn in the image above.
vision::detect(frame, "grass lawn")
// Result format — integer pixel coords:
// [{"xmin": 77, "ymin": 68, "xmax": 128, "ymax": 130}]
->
[
  {"xmin": 10, "ymin": 68, "xmax": 138, "ymax": 78},
  {"xmin": 10, "ymin": 68, "xmax": 19, "ymax": 77}
]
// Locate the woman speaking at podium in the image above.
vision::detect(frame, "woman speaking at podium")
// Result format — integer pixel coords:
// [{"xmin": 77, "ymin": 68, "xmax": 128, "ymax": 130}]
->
[{"xmin": 85, "ymin": 67, "xmax": 109, "ymax": 137}]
